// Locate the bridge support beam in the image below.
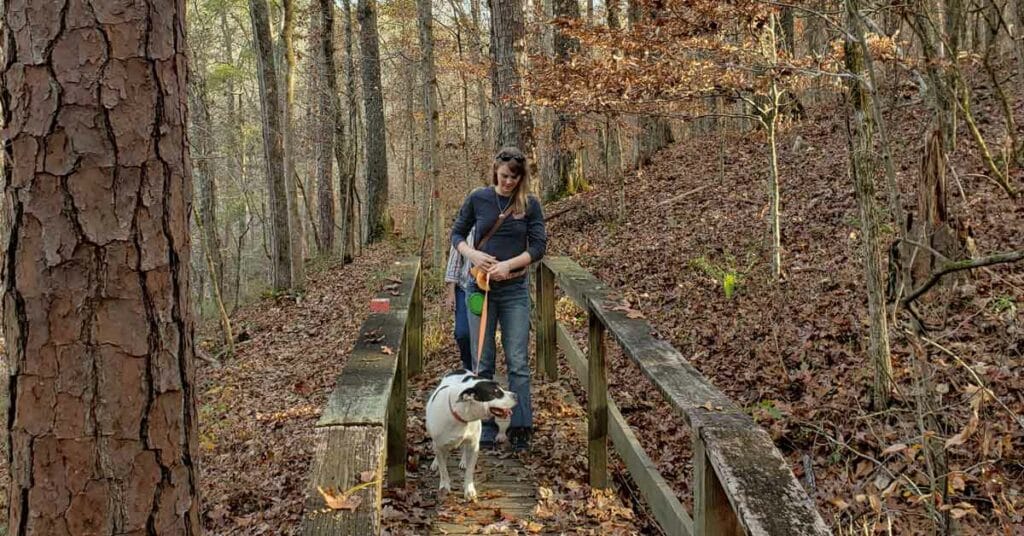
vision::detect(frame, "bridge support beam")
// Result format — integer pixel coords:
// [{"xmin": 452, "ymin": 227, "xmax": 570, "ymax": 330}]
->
[
  {"xmin": 587, "ymin": 308, "xmax": 608, "ymax": 489},
  {"xmin": 693, "ymin": 434, "xmax": 742, "ymax": 536},
  {"xmin": 536, "ymin": 263, "xmax": 558, "ymax": 381}
]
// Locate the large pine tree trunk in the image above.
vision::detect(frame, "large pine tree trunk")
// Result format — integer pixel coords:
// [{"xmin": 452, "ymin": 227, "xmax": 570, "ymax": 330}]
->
[
  {"xmin": 417, "ymin": 0, "xmax": 442, "ymax": 267},
  {"xmin": 251, "ymin": 0, "xmax": 293, "ymax": 290},
  {"xmin": 282, "ymin": 0, "xmax": 306, "ymax": 288},
  {"xmin": 2, "ymin": 1, "xmax": 201, "ymax": 532},
  {"xmin": 358, "ymin": 0, "xmax": 390, "ymax": 243},
  {"xmin": 316, "ymin": 0, "xmax": 338, "ymax": 255},
  {"xmin": 490, "ymin": 0, "xmax": 536, "ymax": 155}
]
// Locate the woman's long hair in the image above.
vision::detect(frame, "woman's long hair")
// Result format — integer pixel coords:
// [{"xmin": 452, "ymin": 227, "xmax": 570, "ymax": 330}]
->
[{"xmin": 491, "ymin": 147, "xmax": 530, "ymax": 215}]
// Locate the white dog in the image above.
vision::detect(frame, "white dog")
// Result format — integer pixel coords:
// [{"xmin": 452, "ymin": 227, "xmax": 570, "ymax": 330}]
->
[{"xmin": 425, "ymin": 370, "xmax": 517, "ymax": 500}]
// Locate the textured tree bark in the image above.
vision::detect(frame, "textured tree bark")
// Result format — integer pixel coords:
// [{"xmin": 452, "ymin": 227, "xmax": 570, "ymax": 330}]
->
[
  {"xmin": 282, "ymin": 0, "xmax": 306, "ymax": 289},
  {"xmin": 250, "ymin": 0, "xmax": 293, "ymax": 290},
  {"xmin": 604, "ymin": 2, "xmax": 623, "ymax": 180},
  {"xmin": 905, "ymin": 0, "xmax": 956, "ymax": 151},
  {"xmin": 843, "ymin": 7, "xmax": 894, "ymax": 410},
  {"xmin": 358, "ymin": 0, "xmax": 390, "ymax": 243},
  {"xmin": 1, "ymin": 1, "xmax": 201, "ymax": 533},
  {"xmin": 470, "ymin": 0, "xmax": 491, "ymax": 157},
  {"xmin": 490, "ymin": 0, "xmax": 536, "ymax": 156},
  {"xmin": 549, "ymin": 0, "xmax": 582, "ymax": 199},
  {"xmin": 417, "ymin": 0, "xmax": 442, "ymax": 268},
  {"xmin": 340, "ymin": 0, "xmax": 359, "ymax": 263},
  {"xmin": 316, "ymin": 0, "xmax": 338, "ymax": 255}
]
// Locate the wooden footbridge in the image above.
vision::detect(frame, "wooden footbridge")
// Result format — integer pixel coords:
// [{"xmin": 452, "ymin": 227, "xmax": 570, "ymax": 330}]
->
[{"xmin": 300, "ymin": 256, "xmax": 831, "ymax": 535}]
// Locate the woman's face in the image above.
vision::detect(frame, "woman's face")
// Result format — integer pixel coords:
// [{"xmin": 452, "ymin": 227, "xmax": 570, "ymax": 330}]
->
[{"xmin": 495, "ymin": 164, "xmax": 522, "ymax": 197}]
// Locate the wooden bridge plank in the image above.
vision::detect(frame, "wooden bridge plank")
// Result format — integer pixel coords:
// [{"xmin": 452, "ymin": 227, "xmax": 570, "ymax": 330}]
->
[
  {"xmin": 318, "ymin": 311, "xmax": 407, "ymax": 427},
  {"xmin": 544, "ymin": 256, "xmax": 829, "ymax": 536},
  {"xmin": 543, "ymin": 257, "xmax": 736, "ymax": 419},
  {"xmin": 699, "ymin": 414, "xmax": 831, "ymax": 536},
  {"xmin": 302, "ymin": 425, "xmax": 385, "ymax": 535},
  {"xmin": 556, "ymin": 321, "xmax": 694, "ymax": 536}
]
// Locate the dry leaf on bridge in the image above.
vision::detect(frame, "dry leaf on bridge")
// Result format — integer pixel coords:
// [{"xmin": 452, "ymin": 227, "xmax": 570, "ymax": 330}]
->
[{"xmin": 318, "ymin": 486, "xmax": 363, "ymax": 511}]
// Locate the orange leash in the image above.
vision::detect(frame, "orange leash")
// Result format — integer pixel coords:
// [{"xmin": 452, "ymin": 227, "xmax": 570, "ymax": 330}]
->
[{"xmin": 473, "ymin": 270, "xmax": 491, "ymax": 374}]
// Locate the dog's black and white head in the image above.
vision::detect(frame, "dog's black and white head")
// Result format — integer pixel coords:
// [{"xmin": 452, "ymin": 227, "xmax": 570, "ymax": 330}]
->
[{"xmin": 457, "ymin": 380, "xmax": 517, "ymax": 420}]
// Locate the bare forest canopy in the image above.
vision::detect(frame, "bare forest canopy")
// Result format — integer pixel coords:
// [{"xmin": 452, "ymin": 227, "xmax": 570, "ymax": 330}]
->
[{"xmin": 1, "ymin": 0, "xmax": 1023, "ymax": 534}]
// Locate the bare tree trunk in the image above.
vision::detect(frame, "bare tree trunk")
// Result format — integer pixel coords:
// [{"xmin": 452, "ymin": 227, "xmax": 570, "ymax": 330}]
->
[
  {"xmin": 490, "ymin": 0, "xmax": 536, "ymax": 158},
  {"xmin": 191, "ymin": 65, "xmax": 224, "ymax": 304},
  {"xmin": 358, "ymin": 0, "xmax": 390, "ymax": 243},
  {"xmin": 341, "ymin": 0, "xmax": 359, "ymax": 263},
  {"xmin": 316, "ymin": 0, "xmax": 338, "ymax": 254},
  {"xmin": 417, "ymin": 0, "xmax": 442, "ymax": 267},
  {"xmin": 251, "ymin": 0, "xmax": 293, "ymax": 290},
  {"xmin": 220, "ymin": 6, "xmax": 243, "ymax": 306},
  {"xmin": 844, "ymin": 3, "xmax": 895, "ymax": 410},
  {"xmin": 629, "ymin": 0, "xmax": 674, "ymax": 166},
  {"xmin": 471, "ymin": 0, "xmax": 491, "ymax": 155},
  {"xmin": 549, "ymin": 0, "xmax": 583, "ymax": 199},
  {"xmin": 605, "ymin": 2, "xmax": 623, "ymax": 178},
  {"xmin": 2, "ymin": 1, "xmax": 201, "ymax": 532},
  {"xmin": 281, "ymin": 0, "xmax": 306, "ymax": 289},
  {"xmin": 905, "ymin": 0, "xmax": 956, "ymax": 151}
]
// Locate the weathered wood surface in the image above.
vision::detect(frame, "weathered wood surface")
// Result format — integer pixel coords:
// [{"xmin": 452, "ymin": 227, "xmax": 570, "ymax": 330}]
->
[
  {"xmin": 556, "ymin": 321, "xmax": 694, "ymax": 536},
  {"xmin": 429, "ymin": 451, "xmax": 538, "ymax": 535},
  {"xmin": 318, "ymin": 258, "xmax": 420, "ymax": 427},
  {"xmin": 387, "ymin": 339, "xmax": 408, "ymax": 486},
  {"xmin": 303, "ymin": 426, "xmax": 386, "ymax": 535},
  {"xmin": 543, "ymin": 256, "xmax": 830, "ymax": 536},
  {"xmin": 535, "ymin": 263, "xmax": 558, "ymax": 380},
  {"xmin": 407, "ymin": 268, "xmax": 424, "ymax": 376},
  {"xmin": 694, "ymin": 432, "xmax": 743, "ymax": 536},
  {"xmin": 303, "ymin": 258, "xmax": 420, "ymax": 534},
  {"xmin": 699, "ymin": 413, "xmax": 831, "ymax": 535},
  {"xmin": 587, "ymin": 311, "xmax": 609, "ymax": 489},
  {"xmin": 543, "ymin": 257, "xmax": 736, "ymax": 417}
]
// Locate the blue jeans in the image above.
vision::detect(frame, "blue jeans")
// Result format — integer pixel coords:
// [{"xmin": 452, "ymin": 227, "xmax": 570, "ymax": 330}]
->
[
  {"xmin": 466, "ymin": 276, "xmax": 533, "ymax": 441},
  {"xmin": 453, "ymin": 285, "xmax": 473, "ymax": 371}
]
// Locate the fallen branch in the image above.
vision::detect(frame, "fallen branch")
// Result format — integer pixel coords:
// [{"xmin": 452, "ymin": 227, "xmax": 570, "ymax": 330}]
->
[
  {"xmin": 543, "ymin": 204, "xmax": 578, "ymax": 223},
  {"xmin": 902, "ymin": 250, "xmax": 1024, "ymax": 306},
  {"xmin": 195, "ymin": 347, "xmax": 221, "ymax": 367},
  {"xmin": 654, "ymin": 184, "xmax": 711, "ymax": 208}
]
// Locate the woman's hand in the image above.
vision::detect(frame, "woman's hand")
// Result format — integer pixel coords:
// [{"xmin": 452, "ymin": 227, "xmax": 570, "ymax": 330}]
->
[
  {"xmin": 487, "ymin": 260, "xmax": 512, "ymax": 280},
  {"xmin": 468, "ymin": 249, "xmax": 497, "ymax": 269}
]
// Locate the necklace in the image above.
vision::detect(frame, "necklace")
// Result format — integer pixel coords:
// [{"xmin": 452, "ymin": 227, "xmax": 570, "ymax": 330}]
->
[{"xmin": 495, "ymin": 187, "xmax": 511, "ymax": 214}]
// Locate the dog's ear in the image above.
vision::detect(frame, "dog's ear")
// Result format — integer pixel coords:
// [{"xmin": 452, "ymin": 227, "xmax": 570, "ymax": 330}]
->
[{"xmin": 458, "ymin": 386, "xmax": 479, "ymax": 402}]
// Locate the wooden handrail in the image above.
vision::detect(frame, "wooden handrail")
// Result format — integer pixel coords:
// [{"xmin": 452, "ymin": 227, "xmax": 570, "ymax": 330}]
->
[
  {"xmin": 301, "ymin": 258, "xmax": 423, "ymax": 535},
  {"xmin": 536, "ymin": 256, "xmax": 830, "ymax": 536}
]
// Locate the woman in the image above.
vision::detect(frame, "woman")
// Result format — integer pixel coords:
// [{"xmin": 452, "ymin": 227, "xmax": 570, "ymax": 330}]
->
[{"xmin": 450, "ymin": 147, "xmax": 546, "ymax": 452}]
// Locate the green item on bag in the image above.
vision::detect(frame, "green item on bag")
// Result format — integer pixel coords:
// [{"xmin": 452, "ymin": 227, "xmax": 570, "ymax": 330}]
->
[{"xmin": 468, "ymin": 292, "xmax": 485, "ymax": 316}]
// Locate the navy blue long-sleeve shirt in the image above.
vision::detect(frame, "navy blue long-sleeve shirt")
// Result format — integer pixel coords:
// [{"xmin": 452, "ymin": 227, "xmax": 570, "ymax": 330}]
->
[{"xmin": 451, "ymin": 187, "xmax": 546, "ymax": 265}]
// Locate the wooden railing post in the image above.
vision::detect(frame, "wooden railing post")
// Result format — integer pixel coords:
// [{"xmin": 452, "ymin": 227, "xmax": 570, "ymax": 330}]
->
[
  {"xmin": 693, "ymin": 432, "xmax": 742, "ymax": 536},
  {"xmin": 536, "ymin": 263, "xmax": 557, "ymax": 381},
  {"xmin": 408, "ymin": 267, "xmax": 423, "ymax": 377},
  {"xmin": 386, "ymin": 332, "xmax": 408, "ymax": 487},
  {"xmin": 587, "ymin": 308, "xmax": 608, "ymax": 489}
]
